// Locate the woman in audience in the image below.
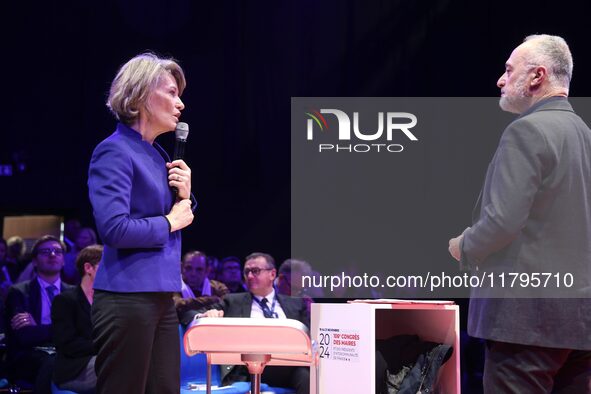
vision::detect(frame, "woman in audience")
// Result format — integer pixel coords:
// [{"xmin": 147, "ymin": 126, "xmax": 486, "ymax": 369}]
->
[
  {"xmin": 52, "ymin": 245, "xmax": 102, "ymax": 394},
  {"xmin": 0, "ymin": 238, "xmax": 12, "ymax": 300},
  {"xmin": 8, "ymin": 236, "xmax": 30, "ymax": 282}
]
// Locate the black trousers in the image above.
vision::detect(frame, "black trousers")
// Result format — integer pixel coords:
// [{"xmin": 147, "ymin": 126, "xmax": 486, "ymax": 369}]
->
[
  {"xmin": 262, "ymin": 366, "xmax": 310, "ymax": 394},
  {"xmin": 92, "ymin": 291, "xmax": 180, "ymax": 394},
  {"xmin": 484, "ymin": 340, "xmax": 591, "ymax": 394}
]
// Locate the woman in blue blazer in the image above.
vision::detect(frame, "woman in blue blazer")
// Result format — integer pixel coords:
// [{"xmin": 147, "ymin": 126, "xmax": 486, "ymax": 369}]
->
[{"xmin": 88, "ymin": 53, "xmax": 195, "ymax": 394}]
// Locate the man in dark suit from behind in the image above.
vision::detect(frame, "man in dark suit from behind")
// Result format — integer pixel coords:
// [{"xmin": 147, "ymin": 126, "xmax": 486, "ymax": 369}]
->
[
  {"xmin": 203, "ymin": 252, "xmax": 310, "ymax": 394},
  {"xmin": 52, "ymin": 244, "xmax": 103, "ymax": 394},
  {"xmin": 5, "ymin": 235, "xmax": 75, "ymax": 393}
]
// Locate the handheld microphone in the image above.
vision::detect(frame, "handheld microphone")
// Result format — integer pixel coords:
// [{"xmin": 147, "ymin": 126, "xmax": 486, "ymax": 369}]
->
[
  {"xmin": 172, "ymin": 122, "xmax": 189, "ymax": 194},
  {"xmin": 174, "ymin": 122, "xmax": 189, "ymax": 160}
]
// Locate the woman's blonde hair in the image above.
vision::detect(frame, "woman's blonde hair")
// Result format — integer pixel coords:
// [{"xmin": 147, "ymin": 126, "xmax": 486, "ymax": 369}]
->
[{"xmin": 106, "ymin": 52, "xmax": 186, "ymax": 125}]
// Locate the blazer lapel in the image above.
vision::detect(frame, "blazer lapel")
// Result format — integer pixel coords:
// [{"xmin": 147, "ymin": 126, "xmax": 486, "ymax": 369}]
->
[
  {"xmin": 29, "ymin": 279, "xmax": 42, "ymax": 323},
  {"xmin": 242, "ymin": 293, "xmax": 253, "ymax": 317},
  {"xmin": 76, "ymin": 286, "xmax": 91, "ymax": 315}
]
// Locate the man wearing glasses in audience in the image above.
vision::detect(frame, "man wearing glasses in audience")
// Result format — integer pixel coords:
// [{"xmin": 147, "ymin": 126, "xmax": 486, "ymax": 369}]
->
[
  {"xmin": 203, "ymin": 252, "xmax": 310, "ymax": 394},
  {"xmin": 5, "ymin": 235, "xmax": 75, "ymax": 393}
]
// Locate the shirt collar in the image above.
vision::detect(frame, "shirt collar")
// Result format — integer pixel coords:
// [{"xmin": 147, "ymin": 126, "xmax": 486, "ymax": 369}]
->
[
  {"xmin": 253, "ymin": 288, "xmax": 276, "ymax": 302},
  {"xmin": 116, "ymin": 122, "xmax": 142, "ymax": 140},
  {"xmin": 37, "ymin": 276, "xmax": 61, "ymax": 290}
]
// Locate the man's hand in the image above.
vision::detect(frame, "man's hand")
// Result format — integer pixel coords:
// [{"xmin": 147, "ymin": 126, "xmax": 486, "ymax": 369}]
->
[
  {"xmin": 449, "ymin": 227, "xmax": 470, "ymax": 262},
  {"xmin": 11, "ymin": 312, "xmax": 37, "ymax": 330},
  {"xmin": 167, "ymin": 160, "xmax": 192, "ymax": 200},
  {"xmin": 199, "ymin": 309, "xmax": 224, "ymax": 318}
]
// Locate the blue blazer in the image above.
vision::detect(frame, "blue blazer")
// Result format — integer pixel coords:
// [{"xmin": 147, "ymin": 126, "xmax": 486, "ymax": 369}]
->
[{"xmin": 88, "ymin": 123, "xmax": 195, "ymax": 292}]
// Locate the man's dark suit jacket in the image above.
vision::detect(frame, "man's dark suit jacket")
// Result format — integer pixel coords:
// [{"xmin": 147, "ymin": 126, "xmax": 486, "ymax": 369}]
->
[
  {"xmin": 5, "ymin": 278, "xmax": 75, "ymax": 359},
  {"xmin": 221, "ymin": 292, "xmax": 310, "ymax": 329},
  {"xmin": 51, "ymin": 286, "xmax": 94, "ymax": 385},
  {"xmin": 217, "ymin": 292, "xmax": 310, "ymax": 388},
  {"xmin": 461, "ymin": 97, "xmax": 591, "ymax": 350}
]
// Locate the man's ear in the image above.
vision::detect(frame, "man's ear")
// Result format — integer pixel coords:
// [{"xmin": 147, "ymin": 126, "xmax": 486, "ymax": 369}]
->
[{"xmin": 531, "ymin": 66, "xmax": 547, "ymax": 87}]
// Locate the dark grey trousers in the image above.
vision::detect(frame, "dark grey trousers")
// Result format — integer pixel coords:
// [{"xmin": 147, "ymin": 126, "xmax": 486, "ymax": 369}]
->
[{"xmin": 484, "ymin": 340, "xmax": 591, "ymax": 394}]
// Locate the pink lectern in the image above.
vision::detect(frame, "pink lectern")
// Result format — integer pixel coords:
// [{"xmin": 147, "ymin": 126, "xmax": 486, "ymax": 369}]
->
[{"xmin": 184, "ymin": 317, "xmax": 318, "ymax": 394}]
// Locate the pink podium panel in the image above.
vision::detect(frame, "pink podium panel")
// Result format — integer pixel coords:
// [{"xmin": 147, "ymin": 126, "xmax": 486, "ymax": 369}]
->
[{"xmin": 311, "ymin": 300, "xmax": 460, "ymax": 393}]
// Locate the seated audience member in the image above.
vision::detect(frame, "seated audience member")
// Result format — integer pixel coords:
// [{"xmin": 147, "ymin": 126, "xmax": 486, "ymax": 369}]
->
[
  {"xmin": 276, "ymin": 259, "xmax": 315, "ymax": 314},
  {"xmin": 207, "ymin": 255, "xmax": 220, "ymax": 281},
  {"xmin": 5, "ymin": 235, "xmax": 75, "ymax": 393},
  {"xmin": 0, "ymin": 238, "xmax": 7, "ymax": 263},
  {"xmin": 218, "ymin": 256, "xmax": 247, "ymax": 293},
  {"xmin": 14, "ymin": 236, "xmax": 36, "ymax": 284},
  {"xmin": 1, "ymin": 237, "xmax": 19, "ymax": 280},
  {"xmin": 275, "ymin": 259, "xmax": 313, "ymax": 297},
  {"xmin": 7, "ymin": 236, "xmax": 29, "ymax": 281},
  {"xmin": 51, "ymin": 244, "xmax": 102, "ymax": 394},
  {"xmin": 304, "ymin": 271, "xmax": 325, "ymax": 298},
  {"xmin": 0, "ymin": 239, "xmax": 9, "ymax": 333},
  {"xmin": 63, "ymin": 227, "xmax": 98, "ymax": 285},
  {"xmin": 173, "ymin": 251, "xmax": 229, "ymax": 325},
  {"xmin": 62, "ymin": 219, "xmax": 82, "ymax": 253},
  {"xmin": 204, "ymin": 252, "xmax": 310, "ymax": 394},
  {"xmin": 0, "ymin": 238, "xmax": 14, "ymax": 300}
]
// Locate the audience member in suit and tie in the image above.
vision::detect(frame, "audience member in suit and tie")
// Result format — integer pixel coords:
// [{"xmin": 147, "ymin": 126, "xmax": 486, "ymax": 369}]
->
[
  {"xmin": 51, "ymin": 244, "xmax": 102, "ymax": 394},
  {"xmin": 173, "ymin": 250, "xmax": 229, "ymax": 325},
  {"xmin": 5, "ymin": 235, "xmax": 75, "ymax": 393},
  {"xmin": 203, "ymin": 252, "xmax": 310, "ymax": 394},
  {"xmin": 218, "ymin": 256, "xmax": 248, "ymax": 293}
]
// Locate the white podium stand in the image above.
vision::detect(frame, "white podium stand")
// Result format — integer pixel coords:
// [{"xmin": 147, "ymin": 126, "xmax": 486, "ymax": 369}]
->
[
  {"xmin": 311, "ymin": 300, "xmax": 460, "ymax": 393},
  {"xmin": 184, "ymin": 317, "xmax": 318, "ymax": 394}
]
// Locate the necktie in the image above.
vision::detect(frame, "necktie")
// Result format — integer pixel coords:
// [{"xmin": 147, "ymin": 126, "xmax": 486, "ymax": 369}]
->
[
  {"xmin": 46, "ymin": 285, "xmax": 57, "ymax": 303},
  {"xmin": 260, "ymin": 297, "xmax": 275, "ymax": 318}
]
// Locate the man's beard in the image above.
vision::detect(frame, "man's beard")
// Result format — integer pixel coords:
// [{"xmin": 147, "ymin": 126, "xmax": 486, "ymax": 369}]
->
[{"xmin": 499, "ymin": 75, "xmax": 531, "ymax": 114}]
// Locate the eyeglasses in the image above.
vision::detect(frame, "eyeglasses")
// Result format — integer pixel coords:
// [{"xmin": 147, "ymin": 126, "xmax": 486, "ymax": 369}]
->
[
  {"xmin": 37, "ymin": 248, "xmax": 64, "ymax": 256},
  {"xmin": 243, "ymin": 267, "xmax": 273, "ymax": 276}
]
